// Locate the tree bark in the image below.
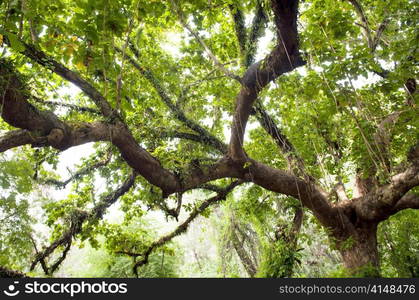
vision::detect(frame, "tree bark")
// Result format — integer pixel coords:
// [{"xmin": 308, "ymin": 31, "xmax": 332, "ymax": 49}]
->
[
  {"xmin": 231, "ymin": 228, "xmax": 257, "ymax": 278},
  {"xmin": 336, "ymin": 222, "xmax": 380, "ymax": 277}
]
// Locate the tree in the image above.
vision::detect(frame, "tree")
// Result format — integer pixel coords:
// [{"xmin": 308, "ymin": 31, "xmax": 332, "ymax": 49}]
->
[{"xmin": 0, "ymin": 0, "xmax": 417, "ymax": 277}]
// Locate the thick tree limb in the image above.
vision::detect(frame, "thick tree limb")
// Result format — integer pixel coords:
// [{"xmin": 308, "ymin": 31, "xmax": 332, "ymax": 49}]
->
[
  {"xmin": 3, "ymin": 34, "xmax": 114, "ymax": 117},
  {"xmin": 0, "ymin": 266, "xmax": 27, "ymax": 278},
  {"xmin": 353, "ymin": 157, "xmax": 419, "ymax": 221},
  {"xmin": 1, "ymin": 57, "xmax": 181, "ymax": 194},
  {"xmin": 1, "ymin": 57, "xmax": 339, "ymax": 233},
  {"xmin": 391, "ymin": 193, "xmax": 419, "ymax": 214},
  {"xmin": 230, "ymin": 2, "xmax": 308, "ymax": 178},
  {"xmin": 332, "ymin": 180, "xmax": 350, "ymax": 202},
  {"xmin": 0, "ymin": 129, "xmax": 44, "ymax": 153},
  {"xmin": 229, "ymin": 0, "xmax": 305, "ymax": 161},
  {"xmin": 1, "ymin": 59, "xmax": 67, "ymax": 137},
  {"xmin": 1, "ymin": 59, "xmax": 112, "ymax": 151},
  {"xmin": 247, "ymin": 160, "xmax": 338, "ymax": 229}
]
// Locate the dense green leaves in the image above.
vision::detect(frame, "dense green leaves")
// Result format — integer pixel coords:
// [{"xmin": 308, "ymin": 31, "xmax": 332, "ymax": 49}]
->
[{"xmin": 0, "ymin": 0, "xmax": 417, "ymax": 277}]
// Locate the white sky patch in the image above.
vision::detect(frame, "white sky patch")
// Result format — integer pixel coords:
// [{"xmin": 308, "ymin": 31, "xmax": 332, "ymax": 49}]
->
[
  {"xmin": 337, "ymin": 71, "xmax": 382, "ymax": 89},
  {"xmin": 254, "ymin": 29, "xmax": 275, "ymax": 62},
  {"xmin": 162, "ymin": 31, "xmax": 184, "ymax": 59}
]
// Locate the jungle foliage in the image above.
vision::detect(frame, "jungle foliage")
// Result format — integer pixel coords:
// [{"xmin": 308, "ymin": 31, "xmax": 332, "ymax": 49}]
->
[{"xmin": 0, "ymin": 0, "xmax": 418, "ymax": 278}]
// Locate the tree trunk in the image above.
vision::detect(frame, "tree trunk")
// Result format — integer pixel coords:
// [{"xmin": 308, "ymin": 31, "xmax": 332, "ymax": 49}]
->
[
  {"xmin": 231, "ymin": 229, "xmax": 257, "ymax": 277},
  {"xmin": 337, "ymin": 222, "xmax": 380, "ymax": 277}
]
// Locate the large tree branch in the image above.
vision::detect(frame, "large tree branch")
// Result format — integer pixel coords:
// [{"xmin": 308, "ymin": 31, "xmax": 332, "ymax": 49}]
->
[
  {"xmin": 1, "ymin": 56, "xmax": 182, "ymax": 194},
  {"xmin": 1, "ymin": 59, "xmax": 66, "ymax": 136},
  {"xmin": 353, "ymin": 152, "xmax": 419, "ymax": 221},
  {"xmin": 228, "ymin": 0, "xmax": 305, "ymax": 161},
  {"xmin": 392, "ymin": 193, "xmax": 419, "ymax": 213},
  {"xmin": 1, "ymin": 59, "xmax": 112, "ymax": 151},
  {"xmin": 247, "ymin": 160, "xmax": 338, "ymax": 229},
  {"xmin": 0, "ymin": 129, "xmax": 44, "ymax": 153},
  {"xmin": 1, "ymin": 57, "xmax": 336, "ymax": 228},
  {"xmin": 230, "ymin": 2, "xmax": 308, "ymax": 178},
  {"xmin": 3, "ymin": 34, "xmax": 114, "ymax": 117}
]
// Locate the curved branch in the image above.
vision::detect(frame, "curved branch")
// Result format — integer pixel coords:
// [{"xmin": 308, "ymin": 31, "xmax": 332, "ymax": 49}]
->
[
  {"xmin": 0, "ymin": 129, "xmax": 45, "ymax": 153},
  {"xmin": 1, "ymin": 59, "xmax": 66, "ymax": 136},
  {"xmin": 392, "ymin": 193, "xmax": 419, "ymax": 213},
  {"xmin": 248, "ymin": 160, "xmax": 337, "ymax": 229},
  {"xmin": 1, "ymin": 57, "xmax": 181, "ymax": 193},
  {"xmin": 229, "ymin": 0, "xmax": 305, "ymax": 161},
  {"xmin": 354, "ymin": 156, "xmax": 419, "ymax": 221},
  {"xmin": 2, "ymin": 56, "xmax": 335, "ymax": 231},
  {"xmin": 1, "ymin": 58, "xmax": 112, "ymax": 151},
  {"xmin": 3, "ymin": 34, "xmax": 114, "ymax": 117}
]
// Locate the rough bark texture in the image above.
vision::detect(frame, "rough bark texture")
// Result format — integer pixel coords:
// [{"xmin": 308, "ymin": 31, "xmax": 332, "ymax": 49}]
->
[
  {"xmin": 229, "ymin": 0, "xmax": 305, "ymax": 161},
  {"xmin": 0, "ymin": 266, "xmax": 27, "ymax": 278},
  {"xmin": 337, "ymin": 223, "xmax": 380, "ymax": 276},
  {"xmin": 231, "ymin": 228, "xmax": 258, "ymax": 277}
]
